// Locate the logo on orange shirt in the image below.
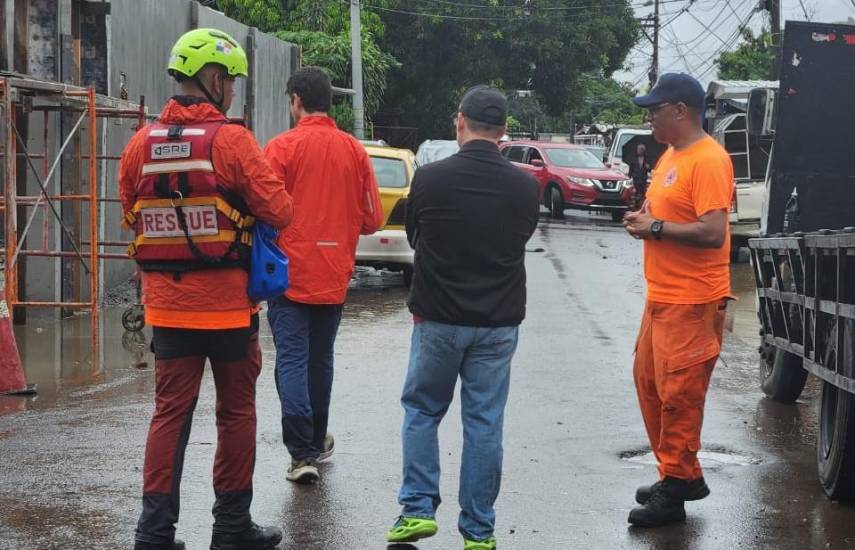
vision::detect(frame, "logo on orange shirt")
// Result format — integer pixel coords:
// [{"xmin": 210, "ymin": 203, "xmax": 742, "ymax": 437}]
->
[{"xmin": 663, "ymin": 168, "xmax": 678, "ymax": 188}]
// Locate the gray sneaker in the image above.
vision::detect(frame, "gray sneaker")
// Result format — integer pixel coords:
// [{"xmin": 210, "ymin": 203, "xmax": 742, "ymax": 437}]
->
[
  {"xmin": 286, "ymin": 459, "xmax": 319, "ymax": 484},
  {"xmin": 318, "ymin": 433, "xmax": 335, "ymax": 462}
]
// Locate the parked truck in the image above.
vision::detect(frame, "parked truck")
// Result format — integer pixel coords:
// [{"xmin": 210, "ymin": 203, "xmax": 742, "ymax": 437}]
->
[{"xmin": 749, "ymin": 21, "xmax": 855, "ymax": 500}]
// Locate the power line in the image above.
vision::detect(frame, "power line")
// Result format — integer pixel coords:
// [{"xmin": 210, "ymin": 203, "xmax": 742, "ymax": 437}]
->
[
  {"xmin": 661, "ymin": 4, "xmax": 738, "ymax": 49},
  {"xmin": 658, "ymin": 0, "xmax": 694, "ymax": 28},
  {"xmin": 686, "ymin": 8, "xmax": 733, "ymax": 48},
  {"xmin": 408, "ymin": 0, "xmax": 688, "ymax": 9},
  {"xmin": 666, "ymin": 25, "xmax": 695, "ymax": 74},
  {"xmin": 627, "ymin": 0, "xmax": 756, "ymax": 86},
  {"xmin": 694, "ymin": 4, "xmax": 759, "ymax": 79},
  {"xmin": 363, "ymin": 0, "xmax": 692, "ymax": 19}
]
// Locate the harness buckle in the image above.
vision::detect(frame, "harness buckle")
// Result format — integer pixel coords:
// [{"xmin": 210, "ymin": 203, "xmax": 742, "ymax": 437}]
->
[{"xmin": 167, "ymin": 125, "xmax": 184, "ymax": 140}]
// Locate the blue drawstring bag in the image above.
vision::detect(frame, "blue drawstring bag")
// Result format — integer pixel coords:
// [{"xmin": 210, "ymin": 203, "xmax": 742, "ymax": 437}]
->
[{"xmin": 248, "ymin": 222, "xmax": 289, "ymax": 302}]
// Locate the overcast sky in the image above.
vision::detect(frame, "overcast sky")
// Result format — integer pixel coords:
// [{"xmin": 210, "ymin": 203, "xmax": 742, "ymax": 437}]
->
[{"xmin": 616, "ymin": 0, "xmax": 855, "ymax": 89}]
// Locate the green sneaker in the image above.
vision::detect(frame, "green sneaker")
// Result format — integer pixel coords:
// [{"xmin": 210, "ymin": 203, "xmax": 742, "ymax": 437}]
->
[
  {"xmin": 386, "ymin": 516, "xmax": 438, "ymax": 543},
  {"xmin": 464, "ymin": 537, "xmax": 497, "ymax": 550}
]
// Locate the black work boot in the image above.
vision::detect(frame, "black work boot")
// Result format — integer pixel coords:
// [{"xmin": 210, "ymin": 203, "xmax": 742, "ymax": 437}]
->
[
  {"xmin": 636, "ymin": 476, "xmax": 710, "ymax": 505},
  {"xmin": 134, "ymin": 539, "xmax": 185, "ymax": 550},
  {"xmin": 210, "ymin": 522, "xmax": 283, "ymax": 550},
  {"xmin": 628, "ymin": 477, "xmax": 688, "ymax": 528}
]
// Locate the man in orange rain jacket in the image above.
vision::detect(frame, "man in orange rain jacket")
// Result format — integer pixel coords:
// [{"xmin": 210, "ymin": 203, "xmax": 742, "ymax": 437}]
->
[
  {"xmin": 119, "ymin": 29, "xmax": 292, "ymax": 550},
  {"xmin": 264, "ymin": 67, "xmax": 383, "ymax": 484},
  {"xmin": 623, "ymin": 73, "xmax": 734, "ymax": 528}
]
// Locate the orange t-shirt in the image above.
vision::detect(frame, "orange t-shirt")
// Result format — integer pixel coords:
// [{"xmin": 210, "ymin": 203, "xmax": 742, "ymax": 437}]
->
[{"xmin": 643, "ymin": 136, "xmax": 734, "ymax": 304}]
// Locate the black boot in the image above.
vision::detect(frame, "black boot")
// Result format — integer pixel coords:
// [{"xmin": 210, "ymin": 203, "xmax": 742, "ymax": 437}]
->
[
  {"xmin": 636, "ymin": 476, "xmax": 710, "ymax": 505},
  {"xmin": 210, "ymin": 522, "xmax": 283, "ymax": 550},
  {"xmin": 628, "ymin": 477, "xmax": 688, "ymax": 528},
  {"xmin": 134, "ymin": 539, "xmax": 185, "ymax": 550}
]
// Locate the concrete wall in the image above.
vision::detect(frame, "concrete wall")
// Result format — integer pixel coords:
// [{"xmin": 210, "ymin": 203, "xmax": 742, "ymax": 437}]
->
[
  {"xmin": 5, "ymin": 0, "xmax": 300, "ymax": 302},
  {"xmin": 109, "ymin": 0, "xmax": 193, "ymax": 113}
]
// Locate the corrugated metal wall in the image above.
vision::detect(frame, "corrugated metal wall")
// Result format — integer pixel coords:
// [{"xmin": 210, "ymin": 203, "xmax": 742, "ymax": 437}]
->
[
  {"xmin": 8, "ymin": 0, "xmax": 300, "ymax": 301},
  {"xmin": 252, "ymin": 28, "xmax": 299, "ymax": 147}
]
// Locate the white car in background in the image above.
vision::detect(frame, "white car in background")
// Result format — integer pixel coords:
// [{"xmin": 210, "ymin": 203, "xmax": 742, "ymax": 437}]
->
[
  {"xmin": 605, "ymin": 128, "xmax": 654, "ymax": 175},
  {"xmin": 416, "ymin": 139, "xmax": 459, "ymax": 166}
]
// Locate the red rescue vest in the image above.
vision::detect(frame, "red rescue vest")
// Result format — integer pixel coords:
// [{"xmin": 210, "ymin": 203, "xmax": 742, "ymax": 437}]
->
[{"xmin": 123, "ymin": 120, "xmax": 254, "ymax": 272}]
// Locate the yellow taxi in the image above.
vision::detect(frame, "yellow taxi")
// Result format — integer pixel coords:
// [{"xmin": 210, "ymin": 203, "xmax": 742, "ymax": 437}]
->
[{"xmin": 356, "ymin": 142, "xmax": 417, "ymax": 286}]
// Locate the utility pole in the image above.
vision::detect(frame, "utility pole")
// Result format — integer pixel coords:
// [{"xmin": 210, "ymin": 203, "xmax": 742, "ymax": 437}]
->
[
  {"xmin": 350, "ymin": 0, "xmax": 366, "ymax": 139},
  {"xmin": 766, "ymin": 0, "xmax": 782, "ymax": 80},
  {"xmin": 638, "ymin": 0, "xmax": 660, "ymax": 88},
  {"xmin": 651, "ymin": 0, "xmax": 660, "ymax": 87}
]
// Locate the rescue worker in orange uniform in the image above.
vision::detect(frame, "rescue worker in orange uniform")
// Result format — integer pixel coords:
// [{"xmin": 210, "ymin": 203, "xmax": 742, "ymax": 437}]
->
[
  {"xmin": 623, "ymin": 73, "xmax": 734, "ymax": 528},
  {"xmin": 263, "ymin": 67, "xmax": 384, "ymax": 483},
  {"xmin": 119, "ymin": 29, "xmax": 293, "ymax": 550}
]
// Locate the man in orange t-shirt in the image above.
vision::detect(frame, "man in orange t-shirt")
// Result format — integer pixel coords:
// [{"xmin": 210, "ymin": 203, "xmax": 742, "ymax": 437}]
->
[
  {"xmin": 120, "ymin": 30, "xmax": 292, "ymax": 550},
  {"xmin": 623, "ymin": 73, "xmax": 734, "ymax": 528}
]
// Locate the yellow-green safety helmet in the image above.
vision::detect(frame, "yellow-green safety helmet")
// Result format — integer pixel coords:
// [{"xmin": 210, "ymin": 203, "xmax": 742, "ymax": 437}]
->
[{"xmin": 167, "ymin": 28, "xmax": 248, "ymax": 79}]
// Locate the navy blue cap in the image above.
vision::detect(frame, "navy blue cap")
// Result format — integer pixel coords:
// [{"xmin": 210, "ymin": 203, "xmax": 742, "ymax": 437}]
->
[
  {"xmin": 632, "ymin": 73, "xmax": 705, "ymax": 111},
  {"xmin": 460, "ymin": 85, "xmax": 508, "ymax": 126}
]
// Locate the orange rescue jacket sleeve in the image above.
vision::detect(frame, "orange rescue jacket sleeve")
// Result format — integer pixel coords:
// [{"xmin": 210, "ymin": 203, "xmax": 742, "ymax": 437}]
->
[
  {"xmin": 213, "ymin": 125, "xmax": 293, "ymax": 230},
  {"xmin": 118, "ymin": 127, "xmax": 148, "ymax": 217},
  {"xmin": 263, "ymin": 140, "xmax": 293, "ymax": 194},
  {"xmin": 358, "ymin": 144, "xmax": 384, "ymax": 235}
]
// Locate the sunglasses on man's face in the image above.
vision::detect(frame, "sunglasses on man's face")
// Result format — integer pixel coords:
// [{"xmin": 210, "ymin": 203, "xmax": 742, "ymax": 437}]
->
[{"xmin": 648, "ymin": 103, "xmax": 673, "ymax": 115}]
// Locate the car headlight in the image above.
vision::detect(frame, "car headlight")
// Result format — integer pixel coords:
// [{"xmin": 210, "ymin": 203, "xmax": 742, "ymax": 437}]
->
[
  {"xmin": 568, "ymin": 176, "xmax": 595, "ymax": 187},
  {"xmin": 622, "ymin": 179, "xmax": 634, "ymax": 190}
]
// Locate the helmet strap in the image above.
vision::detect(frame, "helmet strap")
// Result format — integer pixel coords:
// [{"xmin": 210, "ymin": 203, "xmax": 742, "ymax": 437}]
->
[{"xmin": 192, "ymin": 73, "xmax": 226, "ymax": 114}]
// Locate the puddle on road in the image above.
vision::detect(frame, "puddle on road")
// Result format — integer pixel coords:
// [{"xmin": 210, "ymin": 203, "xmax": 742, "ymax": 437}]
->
[
  {"xmin": 0, "ymin": 307, "xmax": 153, "ymax": 415},
  {"xmin": 0, "ymin": 268, "xmax": 409, "ymax": 416},
  {"xmin": 620, "ymin": 446, "xmax": 762, "ymax": 470}
]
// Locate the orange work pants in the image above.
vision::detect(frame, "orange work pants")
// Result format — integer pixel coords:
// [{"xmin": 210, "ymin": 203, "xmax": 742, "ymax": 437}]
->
[{"xmin": 633, "ymin": 300, "xmax": 727, "ymax": 480}]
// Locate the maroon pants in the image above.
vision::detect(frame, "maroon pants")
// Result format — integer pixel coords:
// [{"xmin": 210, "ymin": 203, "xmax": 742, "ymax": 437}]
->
[{"xmin": 135, "ymin": 315, "xmax": 261, "ymax": 544}]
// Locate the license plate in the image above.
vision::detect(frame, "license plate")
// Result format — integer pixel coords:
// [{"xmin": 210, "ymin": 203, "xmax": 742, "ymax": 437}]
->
[{"xmin": 140, "ymin": 206, "xmax": 218, "ymax": 238}]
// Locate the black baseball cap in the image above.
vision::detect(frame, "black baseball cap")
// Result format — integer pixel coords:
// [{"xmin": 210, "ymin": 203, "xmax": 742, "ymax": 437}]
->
[
  {"xmin": 459, "ymin": 85, "xmax": 508, "ymax": 126},
  {"xmin": 632, "ymin": 73, "xmax": 705, "ymax": 111}
]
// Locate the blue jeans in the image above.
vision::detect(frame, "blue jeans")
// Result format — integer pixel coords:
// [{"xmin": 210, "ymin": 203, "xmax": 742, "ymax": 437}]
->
[
  {"xmin": 267, "ymin": 296, "xmax": 343, "ymax": 461},
  {"xmin": 398, "ymin": 320, "xmax": 519, "ymax": 541}
]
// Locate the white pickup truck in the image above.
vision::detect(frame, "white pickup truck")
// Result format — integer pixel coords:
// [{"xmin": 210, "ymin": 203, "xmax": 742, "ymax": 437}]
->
[
  {"xmin": 712, "ymin": 112, "xmax": 769, "ymax": 258},
  {"xmin": 706, "ymin": 80, "xmax": 778, "ymax": 259}
]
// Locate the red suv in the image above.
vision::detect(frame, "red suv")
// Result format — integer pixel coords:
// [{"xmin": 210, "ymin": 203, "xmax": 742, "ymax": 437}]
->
[{"xmin": 501, "ymin": 141, "xmax": 635, "ymax": 221}]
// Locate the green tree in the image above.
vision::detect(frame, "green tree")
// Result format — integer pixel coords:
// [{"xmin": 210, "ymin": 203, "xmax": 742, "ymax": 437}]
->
[
  {"xmin": 377, "ymin": 0, "xmax": 639, "ymax": 138},
  {"xmin": 717, "ymin": 29, "xmax": 774, "ymax": 80},
  {"xmin": 506, "ymin": 115, "xmax": 522, "ymax": 134},
  {"xmin": 575, "ymin": 77, "xmax": 644, "ymax": 125},
  {"xmin": 211, "ymin": 0, "xmax": 285, "ymax": 32},
  {"xmin": 274, "ymin": 29, "xmax": 400, "ymax": 122},
  {"xmin": 214, "ymin": 0, "xmax": 399, "ymax": 129}
]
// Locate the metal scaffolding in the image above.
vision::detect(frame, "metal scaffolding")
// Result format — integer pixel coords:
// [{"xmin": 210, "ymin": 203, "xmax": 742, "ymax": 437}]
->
[{"xmin": 0, "ymin": 73, "xmax": 146, "ymax": 364}]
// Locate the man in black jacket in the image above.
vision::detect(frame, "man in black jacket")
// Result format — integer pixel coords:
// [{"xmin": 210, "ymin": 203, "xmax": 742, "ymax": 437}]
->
[{"xmin": 386, "ymin": 86, "xmax": 540, "ymax": 550}]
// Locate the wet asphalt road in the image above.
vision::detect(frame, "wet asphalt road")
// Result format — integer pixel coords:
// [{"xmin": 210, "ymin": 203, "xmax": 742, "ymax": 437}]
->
[{"xmin": 1, "ymin": 212, "xmax": 854, "ymax": 550}]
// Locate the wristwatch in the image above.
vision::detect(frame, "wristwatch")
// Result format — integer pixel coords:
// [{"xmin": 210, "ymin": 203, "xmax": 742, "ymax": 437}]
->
[{"xmin": 651, "ymin": 220, "xmax": 664, "ymax": 240}]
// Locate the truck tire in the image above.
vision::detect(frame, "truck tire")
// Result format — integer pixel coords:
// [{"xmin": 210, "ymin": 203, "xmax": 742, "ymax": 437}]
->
[
  {"xmin": 817, "ymin": 319, "xmax": 855, "ymax": 500},
  {"xmin": 760, "ymin": 330, "xmax": 808, "ymax": 403}
]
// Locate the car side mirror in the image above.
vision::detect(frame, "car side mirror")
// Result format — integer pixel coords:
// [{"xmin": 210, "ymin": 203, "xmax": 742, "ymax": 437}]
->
[{"xmin": 531, "ymin": 159, "xmax": 544, "ymax": 168}]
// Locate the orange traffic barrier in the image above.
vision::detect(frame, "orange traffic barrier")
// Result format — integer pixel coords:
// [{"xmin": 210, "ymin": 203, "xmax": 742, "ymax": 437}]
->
[{"xmin": 0, "ymin": 295, "xmax": 35, "ymax": 396}]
